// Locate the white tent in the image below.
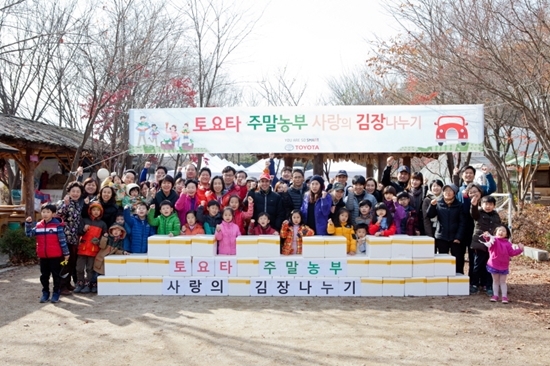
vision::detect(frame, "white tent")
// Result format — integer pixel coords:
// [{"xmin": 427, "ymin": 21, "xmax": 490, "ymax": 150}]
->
[
  {"xmin": 420, "ymin": 154, "xmax": 491, "ymax": 186},
  {"xmin": 305, "ymin": 160, "xmax": 370, "ymax": 179}
]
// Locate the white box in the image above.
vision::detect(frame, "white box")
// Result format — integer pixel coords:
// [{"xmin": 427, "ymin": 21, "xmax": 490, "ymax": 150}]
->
[
  {"xmin": 366, "ymin": 237, "xmax": 392, "ymax": 258},
  {"xmin": 140, "ymin": 277, "xmax": 162, "ymax": 295},
  {"xmin": 311, "ymin": 277, "xmax": 339, "ymax": 297},
  {"xmin": 104, "ymin": 255, "xmax": 127, "ymax": 276},
  {"xmin": 391, "ymin": 235, "xmax": 413, "ymax": 258},
  {"xmin": 162, "ymin": 277, "xmax": 186, "ymax": 295},
  {"xmin": 97, "ymin": 276, "xmax": 119, "ymax": 296},
  {"xmin": 324, "ymin": 235, "xmax": 347, "ymax": 258},
  {"xmin": 147, "ymin": 235, "xmax": 171, "ymax": 257},
  {"xmin": 412, "ymin": 236, "xmax": 435, "ymax": 258},
  {"xmin": 119, "ymin": 276, "xmax": 142, "ymax": 295},
  {"xmin": 125, "ymin": 255, "xmax": 148, "ymax": 276},
  {"xmin": 390, "ymin": 258, "xmax": 413, "ymax": 278},
  {"xmin": 360, "ymin": 277, "xmax": 383, "ymax": 297},
  {"xmin": 412, "ymin": 258, "xmax": 434, "ymax": 278},
  {"xmin": 320, "ymin": 258, "xmax": 348, "ymax": 277},
  {"xmin": 346, "ymin": 258, "xmax": 369, "ymax": 277},
  {"xmin": 250, "ymin": 278, "xmax": 272, "ymax": 296},
  {"xmin": 204, "ymin": 278, "xmax": 228, "ymax": 296},
  {"xmin": 236, "ymin": 236, "xmax": 259, "ymax": 257},
  {"xmin": 237, "ymin": 258, "xmax": 259, "ymax": 277},
  {"xmin": 147, "ymin": 257, "xmax": 170, "ymax": 276},
  {"xmin": 192, "ymin": 257, "xmax": 215, "ymax": 277},
  {"xmin": 426, "ymin": 277, "xmax": 448, "ymax": 296},
  {"xmin": 301, "ymin": 236, "xmax": 325, "ymax": 258},
  {"xmin": 405, "ymin": 278, "xmax": 427, "ymax": 297},
  {"xmin": 169, "ymin": 236, "xmax": 192, "ymax": 257},
  {"xmin": 228, "ymin": 278, "xmax": 251, "ymax": 296},
  {"xmin": 191, "ymin": 235, "xmax": 217, "ymax": 257},
  {"xmin": 434, "ymin": 254, "xmax": 456, "ymax": 277},
  {"xmin": 269, "ymin": 277, "xmax": 296, "ymax": 296},
  {"xmin": 168, "ymin": 257, "xmax": 192, "ymax": 277},
  {"xmin": 214, "ymin": 256, "xmax": 237, "ymax": 277},
  {"xmin": 338, "ymin": 278, "xmax": 361, "ymax": 296},
  {"xmin": 383, "ymin": 278, "xmax": 405, "ymax": 297},
  {"xmin": 448, "ymin": 274, "xmax": 470, "ymax": 296},
  {"xmin": 258, "ymin": 235, "xmax": 280, "ymax": 257},
  {"xmin": 368, "ymin": 258, "xmax": 391, "ymax": 277}
]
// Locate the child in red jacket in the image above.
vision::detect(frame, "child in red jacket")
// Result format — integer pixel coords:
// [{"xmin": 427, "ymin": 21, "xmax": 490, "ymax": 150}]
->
[
  {"xmin": 248, "ymin": 212, "xmax": 279, "ymax": 235},
  {"xmin": 228, "ymin": 195, "xmax": 253, "ymax": 235},
  {"xmin": 369, "ymin": 203, "xmax": 397, "ymax": 237}
]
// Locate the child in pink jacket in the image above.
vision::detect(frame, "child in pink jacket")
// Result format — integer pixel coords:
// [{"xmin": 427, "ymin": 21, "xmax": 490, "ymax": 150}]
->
[
  {"xmin": 482, "ymin": 226, "xmax": 524, "ymax": 304},
  {"xmin": 214, "ymin": 208, "xmax": 241, "ymax": 255}
]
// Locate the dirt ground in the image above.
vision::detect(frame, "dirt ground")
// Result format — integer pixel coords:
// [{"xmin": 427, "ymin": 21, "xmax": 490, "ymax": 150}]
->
[{"xmin": 1, "ymin": 258, "xmax": 549, "ymax": 366}]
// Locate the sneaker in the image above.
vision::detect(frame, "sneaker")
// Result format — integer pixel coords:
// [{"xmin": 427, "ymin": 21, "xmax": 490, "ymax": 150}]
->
[
  {"xmin": 490, "ymin": 295, "xmax": 499, "ymax": 302},
  {"xmin": 73, "ymin": 282, "xmax": 84, "ymax": 293},
  {"xmin": 50, "ymin": 291, "xmax": 60, "ymax": 303},
  {"xmin": 91, "ymin": 283, "xmax": 97, "ymax": 293},
  {"xmin": 81, "ymin": 284, "xmax": 91, "ymax": 294},
  {"xmin": 469, "ymin": 285, "xmax": 479, "ymax": 295},
  {"xmin": 40, "ymin": 291, "xmax": 50, "ymax": 303},
  {"xmin": 486, "ymin": 289, "xmax": 494, "ymax": 296},
  {"xmin": 502, "ymin": 297, "xmax": 509, "ymax": 304}
]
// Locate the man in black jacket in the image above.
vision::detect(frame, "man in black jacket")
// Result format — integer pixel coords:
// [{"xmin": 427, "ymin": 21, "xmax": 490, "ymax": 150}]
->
[{"xmin": 250, "ymin": 173, "xmax": 285, "ymax": 231}]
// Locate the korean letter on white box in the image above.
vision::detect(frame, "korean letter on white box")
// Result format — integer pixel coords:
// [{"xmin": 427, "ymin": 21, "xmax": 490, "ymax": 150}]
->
[
  {"xmin": 163, "ymin": 277, "xmax": 185, "ymax": 296},
  {"xmin": 215, "ymin": 256, "xmax": 237, "ymax": 277},
  {"xmin": 140, "ymin": 276, "xmax": 163, "ymax": 295},
  {"xmin": 205, "ymin": 278, "xmax": 228, "ymax": 296},
  {"xmin": 320, "ymin": 259, "xmax": 347, "ymax": 277},
  {"xmin": 390, "ymin": 235, "xmax": 413, "ymax": 259},
  {"xmin": 269, "ymin": 277, "xmax": 297, "ymax": 296},
  {"xmin": 104, "ymin": 255, "xmax": 127, "ymax": 277},
  {"xmin": 448, "ymin": 274, "xmax": 470, "ymax": 296},
  {"xmin": 279, "ymin": 256, "xmax": 302, "ymax": 277},
  {"xmin": 170, "ymin": 236, "xmax": 192, "ymax": 257},
  {"xmin": 250, "ymin": 278, "xmax": 272, "ymax": 296},
  {"xmin": 366, "ymin": 237, "xmax": 392, "ymax": 258},
  {"xmin": 125, "ymin": 255, "xmax": 148, "ymax": 276},
  {"xmin": 169, "ymin": 257, "xmax": 192, "ymax": 277},
  {"xmin": 228, "ymin": 278, "xmax": 251, "ymax": 296},
  {"xmin": 147, "ymin": 235, "xmax": 171, "ymax": 257},
  {"xmin": 405, "ymin": 278, "xmax": 427, "ymax": 297},
  {"xmin": 147, "ymin": 257, "xmax": 170, "ymax": 276},
  {"xmin": 361, "ymin": 277, "xmax": 383, "ymax": 297},
  {"xmin": 299, "ymin": 259, "xmax": 324, "ymax": 277},
  {"xmin": 97, "ymin": 276, "xmax": 119, "ymax": 296},
  {"xmin": 258, "ymin": 235, "xmax": 280, "ymax": 257},
  {"xmin": 426, "ymin": 277, "xmax": 448, "ymax": 296},
  {"xmin": 368, "ymin": 258, "xmax": 391, "ymax": 277},
  {"xmin": 236, "ymin": 236, "xmax": 259, "ymax": 257},
  {"xmin": 184, "ymin": 277, "xmax": 207, "ymax": 296},
  {"xmin": 301, "ymin": 237, "xmax": 325, "ymax": 258},
  {"xmin": 295, "ymin": 278, "xmax": 316, "ymax": 297},
  {"xmin": 347, "ymin": 258, "xmax": 369, "ymax": 277},
  {"xmin": 311, "ymin": 278, "xmax": 339, "ymax": 297},
  {"xmin": 412, "ymin": 236, "xmax": 435, "ymax": 258},
  {"xmin": 383, "ymin": 278, "xmax": 405, "ymax": 297},
  {"xmin": 192, "ymin": 257, "xmax": 215, "ymax": 277},
  {"xmin": 191, "ymin": 235, "xmax": 217, "ymax": 257},
  {"xmin": 324, "ymin": 236, "xmax": 347, "ymax": 258},
  {"xmin": 237, "ymin": 258, "xmax": 259, "ymax": 277},
  {"xmin": 339, "ymin": 278, "xmax": 361, "ymax": 297},
  {"xmin": 259, "ymin": 258, "xmax": 285, "ymax": 277}
]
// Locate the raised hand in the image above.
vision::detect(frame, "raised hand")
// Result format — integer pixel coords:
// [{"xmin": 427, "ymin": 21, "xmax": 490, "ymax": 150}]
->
[{"xmin": 387, "ymin": 156, "xmax": 395, "ymax": 166}]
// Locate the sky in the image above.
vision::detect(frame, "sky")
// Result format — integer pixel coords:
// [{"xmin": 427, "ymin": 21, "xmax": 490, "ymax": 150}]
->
[{"xmin": 229, "ymin": 0, "xmax": 398, "ymax": 105}]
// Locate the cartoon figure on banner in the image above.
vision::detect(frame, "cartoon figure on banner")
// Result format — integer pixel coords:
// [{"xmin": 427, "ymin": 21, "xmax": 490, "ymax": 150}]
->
[
  {"xmin": 180, "ymin": 122, "xmax": 194, "ymax": 151},
  {"xmin": 162, "ymin": 122, "xmax": 180, "ymax": 150},
  {"xmin": 149, "ymin": 124, "xmax": 160, "ymax": 147},
  {"xmin": 434, "ymin": 116, "xmax": 469, "ymax": 146},
  {"xmin": 135, "ymin": 116, "xmax": 150, "ymax": 146}
]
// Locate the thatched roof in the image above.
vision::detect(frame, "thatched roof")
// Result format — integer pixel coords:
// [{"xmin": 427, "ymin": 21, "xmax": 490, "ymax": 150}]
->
[
  {"xmin": 0, "ymin": 141, "xmax": 18, "ymax": 153},
  {"xmin": 0, "ymin": 114, "xmax": 95, "ymax": 152}
]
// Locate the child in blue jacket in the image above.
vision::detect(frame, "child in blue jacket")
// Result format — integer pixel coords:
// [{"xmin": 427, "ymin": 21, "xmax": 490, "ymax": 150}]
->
[{"xmin": 124, "ymin": 201, "xmax": 155, "ymax": 253}]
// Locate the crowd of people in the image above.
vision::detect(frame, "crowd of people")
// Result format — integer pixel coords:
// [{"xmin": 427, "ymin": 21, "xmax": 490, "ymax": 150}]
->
[{"xmin": 25, "ymin": 155, "xmax": 524, "ymax": 304}]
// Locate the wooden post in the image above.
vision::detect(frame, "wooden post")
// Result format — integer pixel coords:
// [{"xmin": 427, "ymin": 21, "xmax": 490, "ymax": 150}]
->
[
  {"xmin": 402, "ymin": 156, "xmax": 411, "ymax": 170},
  {"xmin": 22, "ymin": 148, "xmax": 37, "ymax": 218},
  {"xmin": 284, "ymin": 156, "xmax": 295, "ymax": 169},
  {"xmin": 313, "ymin": 154, "xmax": 324, "ymax": 176},
  {"xmin": 377, "ymin": 153, "xmax": 387, "ymax": 182},
  {"xmin": 366, "ymin": 163, "xmax": 374, "ymax": 178}
]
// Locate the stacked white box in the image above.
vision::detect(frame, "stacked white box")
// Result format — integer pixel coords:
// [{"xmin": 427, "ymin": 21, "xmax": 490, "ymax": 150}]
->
[
  {"xmin": 191, "ymin": 235, "xmax": 217, "ymax": 257},
  {"xmin": 237, "ymin": 258, "xmax": 259, "ymax": 277},
  {"xmin": 104, "ymin": 255, "xmax": 127, "ymax": 276},
  {"xmin": 346, "ymin": 258, "xmax": 369, "ymax": 277},
  {"xmin": 448, "ymin": 274, "xmax": 470, "ymax": 296},
  {"xmin": 97, "ymin": 276, "xmax": 119, "ymax": 296},
  {"xmin": 147, "ymin": 235, "xmax": 171, "ymax": 257},
  {"xmin": 405, "ymin": 278, "xmax": 427, "ymax": 297},
  {"xmin": 214, "ymin": 256, "xmax": 237, "ymax": 277},
  {"xmin": 192, "ymin": 257, "xmax": 216, "ymax": 276},
  {"xmin": 383, "ymin": 278, "xmax": 405, "ymax": 297},
  {"xmin": 126, "ymin": 255, "xmax": 148, "ymax": 276},
  {"xmin": 390, "ymin": 259, "xmax": 413, "ymax": 278},
  {"xmin": 236, "ymin": 236, "xmax": 259, "ymax": 257},
  {"xmin": 426, "ymin": 277, "xmax": 448, "ymax": 296},
  {"xmin": 412, "ymin": 258, "xmax": 435, "ymax": 278},
  {"xmin": 119, "ymin": 276, "xmax": 141, "ymax": 295},
  {"xmin": 366, "ymin": 237, "xmax": 392, "ymax": 258},
  {"xmin": 391, "ymin": 235, "xmax": 413, "ymax": 258},
  {"xmin": 412, "ymin": 236, "xmax": 435, "ymax": 258},
  {"xmin": 301, "ymin": 236, "xmax": 325, "ymax": 258},
  {"xmin": 228, "ymin": 278, "xmax": 251, "ymax": 296},
  {"xmin": 141, "ymin": 277, "xmax": 163, "ymax": 295},
  {"xmin": 361, "ymin": 277, "xmax": 383, "ymax": 296},
  {"xmin": 168, "ymin": 257, "xmax": 192, "ymax": 277},
  {"xmin": 325, "ymin": 236, "xmax": 347, "ymax": 257},
  {"xmin": 258, "ymin": 235, "xmax": 280, "ymax": 257},
  {"xmin": 369, "ymin": 258, "xmax": 391, "ymax": 277},
  {"xmin": 170, "ymin": 236, "xmax": 192, "ymax": 257},
  {"xmin": 147, "ymin": 257, "xmax": 170, "ymax": 276},
  {"xmin": 434, "ymin": 254, "xmax": 456, "ymax": 277}
]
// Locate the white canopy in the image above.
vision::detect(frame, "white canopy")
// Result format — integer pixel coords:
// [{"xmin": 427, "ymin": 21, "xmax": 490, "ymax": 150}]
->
[{"xmin": 305, "ymin": 160, "xmax": 369, "ymax": 179}]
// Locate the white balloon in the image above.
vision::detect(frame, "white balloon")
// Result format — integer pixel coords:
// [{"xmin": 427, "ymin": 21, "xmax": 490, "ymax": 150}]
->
[{"xmin": 97, "ymin": 168, "xmax": 110, "ymax": 180}]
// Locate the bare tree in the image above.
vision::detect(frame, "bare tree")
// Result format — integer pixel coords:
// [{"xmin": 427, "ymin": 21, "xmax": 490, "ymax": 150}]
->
[{"xmin": 257, "ymin": 66, "xmax": 307, "ymax": 106}]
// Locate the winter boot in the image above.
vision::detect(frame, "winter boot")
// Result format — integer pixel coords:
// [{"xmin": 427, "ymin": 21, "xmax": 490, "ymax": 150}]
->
[
  {"xmin": 73, "ymin": 281, "xmax": 84, "ymax": 293},
  {"xmin": 81, "ymin": 282, "xmax": 91, "ymax": 294},
  {"xmin": 40, "ymin": 291, "xmax": 50, "ymax": 303},
  {"xmin": 50, "ymin": 291, "xmax": 61, "ymax": 303}
]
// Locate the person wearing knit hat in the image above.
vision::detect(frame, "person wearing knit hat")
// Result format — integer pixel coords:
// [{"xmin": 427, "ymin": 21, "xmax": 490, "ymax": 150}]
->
[
  {"xmin": 301, "ymin": 174, "xmax": 333, "ymax": 235},
  {"xmin": 93, "ymin": 223, "xmax": 129, "ymax": 277}
]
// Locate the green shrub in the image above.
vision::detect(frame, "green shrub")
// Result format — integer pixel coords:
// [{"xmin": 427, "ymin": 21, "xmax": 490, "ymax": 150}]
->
[{"xmin": 0, "ymin": 228, "xmax": 37, "ymax": 265}]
